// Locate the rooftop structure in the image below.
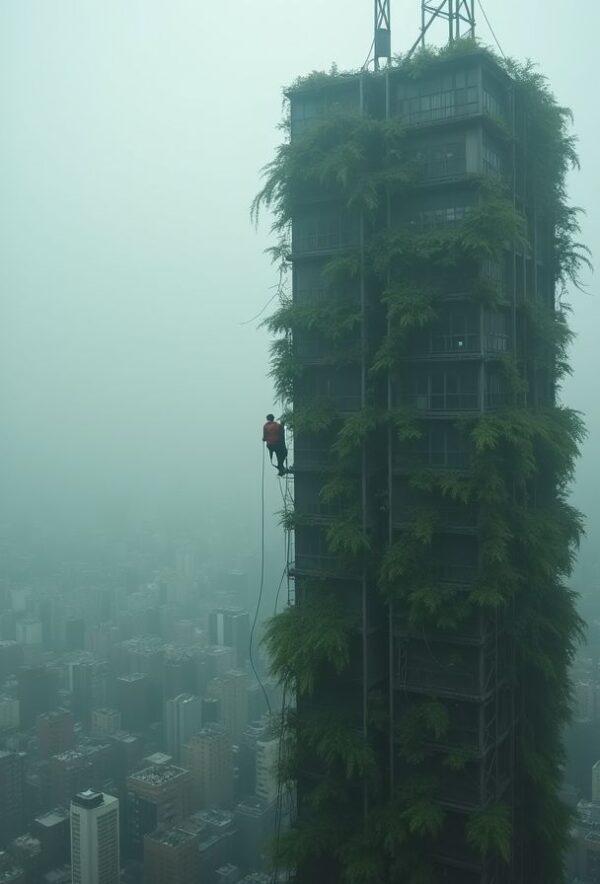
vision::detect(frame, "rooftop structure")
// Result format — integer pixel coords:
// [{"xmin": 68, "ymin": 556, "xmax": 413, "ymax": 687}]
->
[{"xmin": 128, "ymin": 764, "xmax": 185, "ymax": 787}]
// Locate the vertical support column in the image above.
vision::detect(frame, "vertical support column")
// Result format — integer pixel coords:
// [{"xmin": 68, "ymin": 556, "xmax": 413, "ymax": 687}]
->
[
  {"xmin": 384, "ymin": 67, "xmax": 395, "ymax": 802},
  {"xmin": 359, "ymin": 74, "xmax": 369, "ymax": 822}
]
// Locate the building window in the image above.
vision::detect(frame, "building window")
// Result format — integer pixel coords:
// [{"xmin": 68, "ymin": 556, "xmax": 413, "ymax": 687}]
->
[
  {"xmin": 485, "ymin": 371, "xmax": 509, "ymax": 409},
  {"xmin": 396, "ymin": 67, "xmax": 480, "ymax": 124},
  {"xmin": 484, "ymin": 310, "xmax": 510, "ymax": 352},
  {"xmin": 413, "ymin": 139, "xmax": 466, "ymax": 180},
  {"xmin": 425, "ymin": 424, "xmax": 469, "ymax": 469},
  {"xmin": 293, "ymin": 209, "xmax": 360, "ymax": 254},
  {"xmin": 295, "ymin": 366, "xmax": 362, "ymax": 412},
  {"xmin": 429, "ymin": 305, "xmax": 480, "ymax": 354},
  {"xmin": 290, "ymin": 88, "xmax": 360, "ymax": 137},
  {"xmin": 407, "ymin": 367, "xmax": 479, "ymax": 412},
  {"xmin": 482, "ymin": 136, "xmax": 503, "ymax": 177}
]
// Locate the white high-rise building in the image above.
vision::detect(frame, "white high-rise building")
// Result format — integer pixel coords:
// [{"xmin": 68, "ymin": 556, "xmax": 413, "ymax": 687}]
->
[
  {"xmin": 165, "ymin": 693, "xmax": 203, "ymax": 762},
  {"xmin": 256, "ymin": 738, "xmax": 279, "ymax": 805},
  {"xmin": 70, "ymin": 791, "xmax": 119, "ymax": 884}
]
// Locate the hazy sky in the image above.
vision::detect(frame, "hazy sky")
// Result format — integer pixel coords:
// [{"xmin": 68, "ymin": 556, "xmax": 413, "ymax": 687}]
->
[{"xmin": 0, "ymin": 2, "xmax": 597, "ymax": 579}]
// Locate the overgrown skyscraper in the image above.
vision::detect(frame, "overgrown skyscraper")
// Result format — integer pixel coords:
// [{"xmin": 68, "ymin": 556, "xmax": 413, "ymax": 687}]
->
[{"xmin": 258, "ymin": 38, "xmax": 587, "ymax": 884}]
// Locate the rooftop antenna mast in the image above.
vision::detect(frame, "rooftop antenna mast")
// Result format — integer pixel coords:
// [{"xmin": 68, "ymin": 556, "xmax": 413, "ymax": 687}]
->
[
  {"xmin": 408, "ymin": 0, "xmax": 476, "ymax": 58},
  {"xmin": 374, "ymin": 0, "xmax": 391, "ymax": 70}
]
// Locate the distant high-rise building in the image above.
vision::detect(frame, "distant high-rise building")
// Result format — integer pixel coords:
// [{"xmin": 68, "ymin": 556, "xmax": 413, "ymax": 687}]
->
[
  {"xmin": 116, "ymin": 673, "xmax": 151, "ymax": 733},
  {"xmin": 165, "ymin": 694, "xmax": 202, "ymax": 762},
  {"xmin": 33, "ymin": 808, "xmax": 71, "ymax": 873},
  {"xmin": 207, "ymin": 670, "xmax": 248, "ymax": 744},
  {"xmin": 70, "ymin": 791, "xmax": 119, "ymax": 884},
  {"xmin": 208, "ymin": 609, "xmax": 250, "ymax": 669},
  {"xmin": 202, "ymin": 647, "xmax": 235, "ymax": 683},
  {"xmin": 238, "ymin": 721, "xmax": 269, "ymax": 797},
  {"xmin": 127, "ymin": 765, "xmax": 191, "ymax": 859},
  {"xmin": 184, "ymin": 724, "xmax": 233, "ymax": 809},
  {"xmin": 163, "ymin": 651, "xmax": 197, "ymax": 699},
  {"xmin": 143, "ymin": 825, "xmax": 200, "ymax": 884},
  {"xmin": 0, "ymin": 751, "xmax": 25, "ymax": 846},
  {"xmin": 91, "ymin": 709, "xmax": 121, "ymax": 739},
  {"xmin": 110, "ymin": 732, "xmax": 143, "ymax": 788},
  {"xmin": 234, "ymin": 798, "xmax": 276, "ymax": 873},
  {"xmin": 37, "ymin": 710, "xmax": 74, "ymax": 758},
  {"xmin": 193, "ymin": 810, "xmax": 237, "ymax": 881},
  {"xmin": 255, "ymin": 738, "xmax": 279, "ymax": 806}
]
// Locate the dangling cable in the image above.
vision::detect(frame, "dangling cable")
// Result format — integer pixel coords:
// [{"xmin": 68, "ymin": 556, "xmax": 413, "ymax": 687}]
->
[
  {"xmin": 476, "ymin": 0, "xmax": 506, "ymax": 59},
  {"xmin": 249, "ymin": 444, "xmax": 272, "ymax": 717}
]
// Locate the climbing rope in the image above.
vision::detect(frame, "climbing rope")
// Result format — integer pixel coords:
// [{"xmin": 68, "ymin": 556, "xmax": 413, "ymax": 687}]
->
[{"xmin": 249, "ymin": 445, "xmax": 272, "ymax": 717}]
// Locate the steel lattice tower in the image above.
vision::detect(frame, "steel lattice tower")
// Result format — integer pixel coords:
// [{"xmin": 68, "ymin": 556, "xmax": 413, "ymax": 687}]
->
[
  {"xmin": 374, "ymin": 0, "xmax": 391, "ymax": 69},
  {"xmin": 409, "ymin": 0, "xmax": 476, "ymax": 56}
]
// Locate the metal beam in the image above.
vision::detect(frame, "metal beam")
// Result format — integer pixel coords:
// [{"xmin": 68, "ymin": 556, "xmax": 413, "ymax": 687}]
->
[
  {"xmin": 408, "ymin": 0, "xmax": 475, "ymax": 58},
  {"xmin": 374, "ymin": 0, "xmax": 391, "ymax": 70}
]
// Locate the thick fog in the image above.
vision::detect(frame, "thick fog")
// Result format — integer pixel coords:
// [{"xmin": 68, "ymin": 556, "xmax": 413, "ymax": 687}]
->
[{"xmin": 0, "ymin": 1, "xmax": 597, "ymax": 594}]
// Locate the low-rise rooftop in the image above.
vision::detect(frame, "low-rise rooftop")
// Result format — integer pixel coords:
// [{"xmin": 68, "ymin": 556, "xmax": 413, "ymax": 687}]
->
[
  {"xmin": 145, "ymin": 826, "xmax": 199, "ymax": 848},
  {"xmin": 34, "ymin": 808, "xmax": 69, "ymax": 828},
  {"xmin": 129, "ymin": 764, "xmax": 188, "ymax": 787}
]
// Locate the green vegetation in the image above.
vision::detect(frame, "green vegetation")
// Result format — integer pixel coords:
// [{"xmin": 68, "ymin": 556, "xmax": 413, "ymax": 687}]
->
[{"xmin": 258, "ymin": 36, "xmax": 587, "ymax": 883}]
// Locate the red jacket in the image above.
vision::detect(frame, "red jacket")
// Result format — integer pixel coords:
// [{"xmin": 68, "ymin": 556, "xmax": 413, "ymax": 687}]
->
[{"xmin": 263, "ymin": 421, "xmax": 284, "ymax": 446}]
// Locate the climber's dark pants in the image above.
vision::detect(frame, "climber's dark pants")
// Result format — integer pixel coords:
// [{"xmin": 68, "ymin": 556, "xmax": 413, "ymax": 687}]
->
[{"xmin": 267, "ymin": 443, "xmax": 288, "ymax": 475}]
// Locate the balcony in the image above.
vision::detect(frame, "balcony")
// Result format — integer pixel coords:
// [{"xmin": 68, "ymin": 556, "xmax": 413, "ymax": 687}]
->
[
  {"xmin": 400, "ymin": 304, "xmax": 511, "ymax": 363},
  {"xmin": 291, "ymin": 209, "xmax": 360, "ymax": 259},
  {"xmin": 393, "ymin": 365, "xmax": 511, "ymax": 417},
  {"xmin": 391, "ymin": 62, "xmax": 509, "ymax": 133}
]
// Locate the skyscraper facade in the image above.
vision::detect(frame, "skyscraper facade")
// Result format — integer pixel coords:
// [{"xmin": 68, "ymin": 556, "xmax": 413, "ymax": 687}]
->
[
  {"xmin": 70, "ymin": 791, "xmax": 119, "ymax": 884},
  {"xmin": 184, "ymin": 724, "xmax": 234, "ymax": 809},
  {"xmin": 260, "ymin": 40, "xmax": 584, "ymax": 884},
  {"xmin": 165, "ymin": 693, "xmax": 202, "ymax": 762},
  {"xmin": 127, "ymin": 764, "xmax": 191, "ymax": 858}
]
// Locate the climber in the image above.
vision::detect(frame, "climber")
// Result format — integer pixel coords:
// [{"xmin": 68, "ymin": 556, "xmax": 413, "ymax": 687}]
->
[{"xmin": 263, "ymin": 414, "xmax": 288, "ymax": 477}]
